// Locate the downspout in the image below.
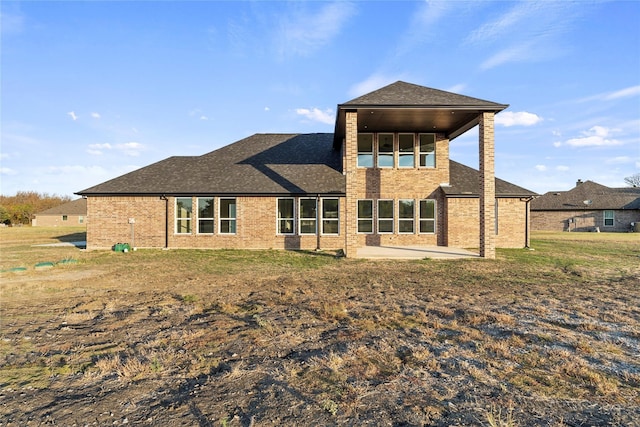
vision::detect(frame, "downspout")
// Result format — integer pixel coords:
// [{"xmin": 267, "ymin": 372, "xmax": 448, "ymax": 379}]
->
[
  {"xmin": 316, "ymin": 194, "xmax": 321, "ymax": 251},
  {"xmin": 522, "ymin": 196, "xmax": 536, "ymax": 249},
  {"xmin": 160, "ymin": 195, "xmax": 169, "ymax": 248}
]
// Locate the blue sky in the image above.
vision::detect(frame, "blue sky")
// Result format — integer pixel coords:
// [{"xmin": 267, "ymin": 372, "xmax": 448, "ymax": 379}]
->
[{"xmin": 1, "ymin": 0, "xmax": 639, "ymax": 198}]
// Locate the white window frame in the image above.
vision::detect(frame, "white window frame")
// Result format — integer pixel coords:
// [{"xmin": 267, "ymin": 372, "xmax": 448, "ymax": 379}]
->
[
  {"xmin": 398, "ymin": 133, "xmax": 415, "ymax": 168},
  {"xmin": 398, "ymin": 199, "xmax": 415, "ymax": 234},
  {"xmin": 197, "ymin": 197, "xmax": 214, "ymax": 234},
  {"xmin": 219, "ymin": 198, "xmax": 237, "ymax": 234},
  {"xmin": 377, "ymin": 133, "xmax": 394, "ymax": 168},
  {"xmin": 604, "ymin": 210, "xmax": 614, "ymax": 227},
  {"xmin": 277, "ymin": 198, "xmax": 295, "ymax": 235},
  {"xmin": 377, "ymin": 199, "xmax": 394, "ymax": 234},
  {"xmin": 299, "ymin": 198, "xmax": 317, "ymax": 235},
  {"xmin": 419, "ymin": 133, "xmax": 436, "ymax": 168},
  {"xmin": 321, "ymin": 198, "xmax": 340, "ymax": 235},
  {"xmin": 357, "ymin": 133, "xmax": 374, "ymax": 168},
  {"xmin": 419, "ymin": 199, "xmax": 436, "ymax": 234},
  {"xmin": 357, "ymin": 199, "xmax": 374, "ymax": 234},
  {"xmin": 175, "ymin": 197, "xmax": 192, "ymax": 234}
]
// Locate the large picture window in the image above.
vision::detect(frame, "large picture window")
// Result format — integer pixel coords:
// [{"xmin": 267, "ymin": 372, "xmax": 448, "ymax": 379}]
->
[
  {"xmin": 357, "ymin": 200, "xmax": 373, "ymax": 233},
  {"xmin": 378, "ymin": 133, "xmax": 394, "ymax": 168},
  {"xmin": 357, "ymin": 134, "xmax": 373, "ymax": 168},
  {"xmin": 604, "ymin": 210, "xmax": 614, "ymax": 227},
  {"xmin": 277, "ymin": 198, "xmax": 295, "ymax": 234},
  {"xmin": 299, "ymin": 198, "xmax": 317, "ymax": 234},
  {"xmin": 176, "ymin": 197, "xmax": 192, "ymax": 234},
  {"xmin": 219, "ymin": 198, "xmax": 236, "ymax": 234},
  {"xmin": 197, "ymin": 197, "xmax": 214, "ymax": 234},
  {"xmin": 398, "ymin": 134, "xmax": 415, "ymax": 168},
  {"xmin": 398, "ymin": 199, "xmax": 415, "ymax": 233},
  {"xmin": 322, "ymin": 198, "xmax": 339, "ymax": 235},
  {"xmin": 378, "ymin": 200, "xmax": 394, "ymax": 233},
  {"xmin": 419, "ymin": 199, "xmax": 436, "ymax": 233},
  {"xmin": 419, "ymin": 134, "xmax": 436, "ymax": 168}
]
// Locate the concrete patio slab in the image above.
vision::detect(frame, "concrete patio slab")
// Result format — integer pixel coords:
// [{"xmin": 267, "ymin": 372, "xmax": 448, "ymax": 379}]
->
[{"xmin": 356, "ymin": 245, "xmax": 479, "ymax": 260}]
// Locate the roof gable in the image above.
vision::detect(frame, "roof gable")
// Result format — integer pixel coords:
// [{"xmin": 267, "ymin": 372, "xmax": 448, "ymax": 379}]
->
[{"xmin": 36, "ymin": 198, "xmax": 87, "ymax": 215}]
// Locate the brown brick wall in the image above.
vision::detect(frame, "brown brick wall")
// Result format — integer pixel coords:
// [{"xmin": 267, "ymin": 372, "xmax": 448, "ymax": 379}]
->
[
  {"xmin": 33, "ymin": 215, "xmax": 86, "ymax": 227},
  {"xmin": 446, "ymin": 197, "xmax": 528, "ymax": 248},
  {"xmin": 531, "ymin": 210, "xmax": 640, "ymax": 232},
  {"xmin": 87, "ymin": 195, "xmax": 345, "ymax": 251}
]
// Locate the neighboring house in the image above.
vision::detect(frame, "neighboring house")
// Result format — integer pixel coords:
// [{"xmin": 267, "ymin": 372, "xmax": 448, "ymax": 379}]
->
[
  {"xmin": 531, "ymin": 180, "xmax": 640, "ymax": 232},
  {"xmin": 77, "ymin": 81, "xmax": 537, "ymax": 258},
  {"xmin": 32, "ymin": 198, "xmax": 87, "ymax": 227}
]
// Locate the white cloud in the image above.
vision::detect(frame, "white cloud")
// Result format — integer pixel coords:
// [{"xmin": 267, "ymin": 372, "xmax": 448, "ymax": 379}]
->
[
  {"xmin": 446, "ymin": 83, "xmax": 466, "ymax": 94},
  {"xmin": 295, "ymin": 108, "xmax": 334, "ymax": 125},
  {"xmin": 0, "ymin": 167, "xmax": 18, "ymax": 175},
  {"xmin": 277, "ymin": 2, "xmax": 356, "ymax": 58},
  {"xmin": 535, "ymin": 165, "xmax": 547, "ymax": 172},
  {"xmin": 86, "ymin": 142, "xmax": 144, "ymax": 156},
  {"xmin": 264, "ymin": 107, "xmax": 270, "ymax": 112},
  {"xmin": 91, "ymin": 112, "xmax": 101, "ymax": 119},
  {"xmin": 553, "ymin": 141, "xmax": 562, "ymax": 148},
  {"xmin": 603, "ymin": 85, "xmax": 640, "ymax": 100},
  {"xmin": 67, "ymin": 111, "xmax": 78, "ymax": 121},
  {"xmin": 495, "ymin": 111, "xmax": 542, "ymax": 127},
  {"xmin": 556, "ymin": 165, "xmax": 570, "ymax": 171},
  {"xmin": 564, "ymin": 126, "xmax": 622, "ymax": 148},
  {"xmin": 348, "ymin": 74, "xmax": 401, "ymax": 98},
  {"xmin": 200, "ymin": 116, "xmax": 208, "ymax": 121},
  {"xmin": 87, "ymin": 143, "xmax": 112, "ymax": 156},
  {"xmin": 605, "ymin": 156, "xmax": 633, "ymax": 165}
]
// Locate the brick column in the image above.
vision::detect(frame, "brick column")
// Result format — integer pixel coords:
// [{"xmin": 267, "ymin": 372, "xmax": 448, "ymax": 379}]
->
[
  {"xmin": 479, "ymin": 112, "xmax": 496, "ymax": 259},
  {"xmin": 344, "ymin": 110, "xmax": 358, "ymax": 257}
]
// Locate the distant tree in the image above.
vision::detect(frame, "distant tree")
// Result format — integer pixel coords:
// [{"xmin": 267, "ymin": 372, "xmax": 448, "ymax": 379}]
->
[
  {"xmin": 0, "ymin": 192, "xmax": 72, "ymax": 225},
  {"xmin": 624, "ymin": 173, "xmax": 640, "ymax": 187}
]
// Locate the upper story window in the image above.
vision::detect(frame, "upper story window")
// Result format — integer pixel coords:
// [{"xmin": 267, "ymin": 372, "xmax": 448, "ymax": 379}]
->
[
  {"xmin": 419, "ymin": 134, "xmax": 436, "ymax": 168},
  {"xmin": 357, "ymin": 134, "xmax": 373, "ymax": 167},
  {"xmin": 377, "ymin": 133, "xmax": 394, "ymax": 168},
  {"xmin": 398, "ymin": 134, "xmax": 415, "ymax": 168},
  {"xmin": 197, "ymin": 197, "xmax": 214, "ymax": 234},
  {"xmin": 176, "ymin": 197, "xmax": 192, "ymax": 234}
]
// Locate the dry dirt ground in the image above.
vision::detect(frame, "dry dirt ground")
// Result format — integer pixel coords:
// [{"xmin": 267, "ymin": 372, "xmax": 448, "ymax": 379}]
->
[{"xmin": 1, "ymin": 229, "xmax": 639, "ymax": 426}]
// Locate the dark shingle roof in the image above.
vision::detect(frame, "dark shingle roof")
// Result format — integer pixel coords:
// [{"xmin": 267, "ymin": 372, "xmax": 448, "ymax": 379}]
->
[
  {"xmin": 531, "ymin": 180, "xmax": 640, "ymax": 210},
  {"xmin": 77, "ymin": 134, "xmax": 345, "ymax": 196},
  {"xmin": 36, "ymin": 198, "xmax": 87, "ymax": 215},
  {"xmin": 342, "ymin": 81, "xmax": 508, "ymax": 109},
  {"xmin": 442, "ymin": 161, "xmax": 537, "ymax": 198}
]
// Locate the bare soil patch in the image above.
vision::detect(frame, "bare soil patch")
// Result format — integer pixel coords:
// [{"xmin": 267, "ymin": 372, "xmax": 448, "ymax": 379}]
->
[{"xmin": 1, "ymin": 228, "xmax": 639, "ymax": 426}]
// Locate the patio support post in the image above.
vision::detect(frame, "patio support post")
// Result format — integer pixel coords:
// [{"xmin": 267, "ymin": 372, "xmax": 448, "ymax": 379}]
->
[
  {"xmin": 344, "ymin": 110, "xmax": 358, "ymax": 257},
  {"xmin": 479, "ymin": 112, "xmax": 496, "ymax": 259}
]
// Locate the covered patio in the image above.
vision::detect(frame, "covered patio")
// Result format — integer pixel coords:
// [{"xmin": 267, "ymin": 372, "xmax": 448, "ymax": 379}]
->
[{"xmin": 356, "ymin": 245, "xmax": 479, "ymax": 260}]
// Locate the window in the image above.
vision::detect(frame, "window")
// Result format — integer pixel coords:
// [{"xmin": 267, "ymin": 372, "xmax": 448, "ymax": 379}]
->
[
  {"xmin": 322, "ymin": 199, "xmax": 339, "ymax": 235},
  {"xmin": 357, "ymin": 134, "xmax": 373, "ymax": 167},
  {"xmin": 197, "ymin": 197, "xmax": 214, "ymax": 234},
  {"xmin": 398, "ymin": 199, "xmax": 415, "ymax": 233},
  {"xmin": 78, "ymin": 216, "xmax": 84, "ymax": 224},
  {"xmin": 277, "ymin": 198, "xmax": 295, "ymax": 234},
  {"xmin": 419, "ymin": 134, "xmax": 436, "ymax": 168},
  {"xmin": 62, "ymin": 215, "xmax": 68, "ymax": 221},
  {"xmin": 357, "ymin": 200, "xmax": 373, "ymax": 233},
  {"xmin": 378, "ymin": 200, "xmax": 394, "ymax": 233},
  {"xmin": 604, "ymin": 210, "xmax": 614, "ymax": 227},
  {"xmin": 419, "ymin": 200, "xmax": 436, "ymax": 233},
  {"xmin": 378, "ymin": 133, "xmax": 394, "ymax": 167},
  {"xmin": 299, "ymin": 198, "xmax": 317, "ymax": 234},
  {"xmin": 219, "ymin": 198, "xmax": 236, "ymax": 234},
  {"xmin": 398, "ymin": 134, "xmax": 415, "ymax": 168},
  {"xmin": 176, "ymin": 197, "xmax": 192, "ymax": 234}
]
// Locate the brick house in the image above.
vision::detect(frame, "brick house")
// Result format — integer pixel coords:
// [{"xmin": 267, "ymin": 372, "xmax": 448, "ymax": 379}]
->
[
  {"xmin": 32, "ymin": 198, "xmax": 87, "ymax": 227},
  {"xmin": 77, "ymin": 81, "xmax": 536, "ymax": 258},
  {"xmin": 531, "ymin": 179, "xmax": 640, "ymax": 232}
]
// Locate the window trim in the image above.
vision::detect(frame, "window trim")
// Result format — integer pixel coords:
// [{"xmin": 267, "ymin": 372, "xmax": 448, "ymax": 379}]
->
[
  {"xmin": 419, "ymin": 133, "xmax": 436, "ymax": 168},
  {"xmin": 398, "ymin": 199, "xmax": 415, "ymax": 234},
  {"xmin": 299, "ymin": 198, "xmax": 317, "ymax": 235},
  {"xmin": 218, "ymin": 198, "xmax": 237, "ymax": 235},
  {"xmin": 357, "ymin": 199, "xmax": 374, "ymax": 234},
  {"xmin": 604, "ymin": 210, "xmax": 614, "ymax": 227},
  {"xmin": 321, "ymin": 198, "xmax": 340, "ymax": 235},
  {"xmin": 377, "ymin": 133, "xmax": 394, "ymax": 168},
  {"xmin": 277, "ymin": 198, "xmax": 295, "ymax": 235},
  {"xmin": 377, "ymin": 199, "xmax": 394, "ymax": 234},
  {"xmin": 419, "ymin": 199, "xmax": 436, "ymax": 234},
  {"xmin": 197, "ymin": 197, "xmax": 215, "ymax": 234},
  {"xmin": 357, "ymin": 133, "xmax": 374, "ymax": 168},
  {"xmin": 398, "ymin": 133, "xmax": 415, "ymax": 168},
  {"xmin": 175, "ymin": 197, "xmax": 193, "ymax": 235}
]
